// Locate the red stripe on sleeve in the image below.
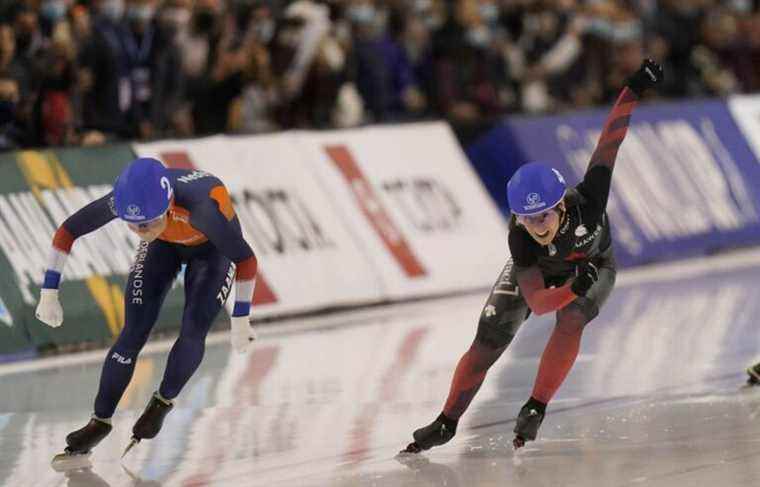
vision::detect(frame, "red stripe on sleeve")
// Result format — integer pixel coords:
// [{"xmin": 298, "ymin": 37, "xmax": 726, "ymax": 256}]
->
[
  {"xmin": 52, "ymin": 226, "xmax": 74, "ymax": 253},
  {"xmin": 589, "ymin": 87, "xmax": 638, "ymax": 170},
  {"xmin": 235, "ymin": 255, "xmax": 258, "ymax": 281}
]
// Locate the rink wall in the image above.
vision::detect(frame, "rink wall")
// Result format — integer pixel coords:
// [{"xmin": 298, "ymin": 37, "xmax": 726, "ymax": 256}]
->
[
  {"xmin": 467, "ymin": 96, "xmax": 760, "ymax": 267},
  {"xmin": 0, "ymin": 123, "xmax": 507, "ymax": 361}
]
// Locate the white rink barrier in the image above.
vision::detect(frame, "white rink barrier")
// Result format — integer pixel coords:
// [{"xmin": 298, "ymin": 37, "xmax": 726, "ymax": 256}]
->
[{"xmin": 134, "ymin": 122, "xmax": 508, "ymax": 317}]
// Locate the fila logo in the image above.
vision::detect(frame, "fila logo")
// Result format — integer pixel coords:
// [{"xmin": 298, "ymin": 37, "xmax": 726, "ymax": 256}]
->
[{"xmin": 111, "ymin": 352, "xmax": 133, "ymax": 365}]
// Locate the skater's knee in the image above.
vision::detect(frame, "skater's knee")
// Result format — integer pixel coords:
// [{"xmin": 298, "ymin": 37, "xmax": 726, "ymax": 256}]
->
[
  {"xmin": 475, "ymin": 300, "xmax": 526, "ymax": 349},
  {"xmin": 555, "ymin": 305, "xmax": 590, "ymax": 335},
  {"xmin": 474, "ymin": 322, "xmax": 514, "ymax": 350},
  {"xmin": 468, "ymin": 339, "xmax": 508, "ymax": 369},
  {"xmin": 114, "ymin": 327, "xmax": 151, "ymax": 353},
  {"xmin": 175, "ymin": 330, "xmax": 207, "ymax": 349}
]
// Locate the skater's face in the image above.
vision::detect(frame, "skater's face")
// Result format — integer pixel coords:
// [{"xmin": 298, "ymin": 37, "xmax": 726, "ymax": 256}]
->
[
  {"xmin": 127, "ymin": 213, "xmax": 168, "ymax": 242},
  {"xmin": 517, "ymin": 201, "xmax": 565, "ymax": 246}
]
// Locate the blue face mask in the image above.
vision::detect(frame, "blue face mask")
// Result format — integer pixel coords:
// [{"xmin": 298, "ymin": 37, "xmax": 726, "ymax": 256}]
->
[
  {"xmin": 348, "ymin": 4, "xmax": 376, "ymax": 24},
  {"xmin": 127, "ymin": 5, "xmax": 155, "ymax": 23},
  {"xmin": 41, "ymin": 0, "xmax": 67, "ymax": 22},
  {"xmin": 479, "ymin": 3, "xmax": 499, "ymax": 24}
]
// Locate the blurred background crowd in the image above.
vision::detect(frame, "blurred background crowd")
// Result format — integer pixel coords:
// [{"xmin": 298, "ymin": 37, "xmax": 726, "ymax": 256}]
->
[{"xmin": 0, "ymin": 0, "xmax": 759, "ymax": 150}]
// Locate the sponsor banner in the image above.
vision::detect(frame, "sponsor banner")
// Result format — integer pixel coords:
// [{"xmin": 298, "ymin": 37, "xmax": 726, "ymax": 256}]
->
[
  {"xmin": 298, "ymin": 122, "xmax": 509, "ymax": 298},
  {"xmin": 469, "ymin": 100, "xmax": 760, "ymax": 267},
  {"xmin": 133, "ymin": 135, "xmax": 385, "ymax": 316},
  {"xmin": 0, "ymin": 122, "xmax": 507, "ymax": 360},
  {"xmin": 727, "ymin": 95, "xmax": 760, "ymax": 166}
]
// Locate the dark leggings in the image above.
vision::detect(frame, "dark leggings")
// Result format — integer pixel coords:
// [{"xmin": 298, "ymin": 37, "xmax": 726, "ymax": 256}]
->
[
  {"xmin": 442, "ymin": 257, "xmax": 616, "ymax": 419},
  {"xmin": 94, "ymin": 239, "xmax": 233, "ymax": 418}
]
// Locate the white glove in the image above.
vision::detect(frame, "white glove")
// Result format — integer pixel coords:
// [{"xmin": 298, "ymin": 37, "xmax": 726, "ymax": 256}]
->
[
  {"xmin": 230, "ymin": 315, "xmax": 256, "ymax": 354},
  {"xmin": 35, "ymin": 288, "xmax": 63, "ymax": 328}
]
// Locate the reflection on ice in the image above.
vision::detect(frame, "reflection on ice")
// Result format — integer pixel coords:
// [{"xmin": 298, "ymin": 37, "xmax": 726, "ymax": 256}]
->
[{"xmin": 1, "ymin": 250, "xmax": 760, "ymax": 486}]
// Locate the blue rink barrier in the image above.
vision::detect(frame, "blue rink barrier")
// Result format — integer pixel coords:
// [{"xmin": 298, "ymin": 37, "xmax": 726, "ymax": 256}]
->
[{"xmin": 467, "ymin": 98, "xmax": 760, "ymax": 267}]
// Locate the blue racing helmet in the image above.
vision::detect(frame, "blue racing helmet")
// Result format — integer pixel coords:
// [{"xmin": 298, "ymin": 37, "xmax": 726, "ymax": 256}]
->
[
  {"xmin": 113, "ymin": 157, "xmax": 172, "ymax": 222},
  {"xmin": 507, "ymin": 162, "xmax": 567, "ymax": 216}
]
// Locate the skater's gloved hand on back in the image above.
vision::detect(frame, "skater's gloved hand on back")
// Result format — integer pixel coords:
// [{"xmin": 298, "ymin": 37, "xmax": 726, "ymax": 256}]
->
[
  {"xmin": 230, "ymin": 315, "xmax": 256, "ymax": 353},
  {"xmin": 35, "ymin": 288, "xmax": 64, "ymax": 328},
  {"xmin": 571, "ymin": 261, "xmax": 599, "ymax": 297},
  {"xmin": 626, "ymin": 58, "xmax": 664, "ymax": 97}
]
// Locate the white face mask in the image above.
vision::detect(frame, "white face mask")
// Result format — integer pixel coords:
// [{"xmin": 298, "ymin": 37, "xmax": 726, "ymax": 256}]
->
[
  {"xmin": 101, "ymin": 0, "xmax": 125, "ymax": 21},
  {"xmin": 466, "ymin": 26, "xmax": 491, "ymax": 47},
  {"xmin": 160, "ymin": 7, "xmax": 191, "ymax": 30},
  {"xmin": 253, "ymin": 19, "xmax": 275, "ymax": 44}
]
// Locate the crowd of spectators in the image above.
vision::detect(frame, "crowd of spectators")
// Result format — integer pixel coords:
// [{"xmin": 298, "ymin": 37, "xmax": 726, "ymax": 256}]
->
[{"xmin": 0, "ymin": 0, "xmax": 759, "ymax": 150}]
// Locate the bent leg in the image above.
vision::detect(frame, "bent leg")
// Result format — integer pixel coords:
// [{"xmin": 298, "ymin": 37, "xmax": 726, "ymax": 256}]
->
[
  {"xmin": 442, "ymin": 260, "xmax": 530, "ymax": 420},
  {"xmin": 94, "ymin": 241, "xmax": 181, "ymax": 418},
  {"xmin": 159, "ymin": 248, "xmax": 234, "ymax": 400},
  {"xmin": 531, "ymin": 265, "xmax": 616, "ymax": 404}
]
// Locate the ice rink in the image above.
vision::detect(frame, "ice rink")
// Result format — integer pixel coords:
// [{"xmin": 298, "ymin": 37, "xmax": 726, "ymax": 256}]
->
[{"xmin": 2, "ymin": 249, "xmax": 760, "ymax": 487}]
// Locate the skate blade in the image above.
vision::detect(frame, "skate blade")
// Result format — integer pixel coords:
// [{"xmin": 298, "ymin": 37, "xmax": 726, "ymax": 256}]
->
[
  {"xmin": 399, "ymin": 442, "xmax": 423, "ymax": 454},
  {"xmin": 122, "ymin": 438, "xmax": 140, "ymax": 459},
  {"xmin": 512, "ymin": 436, "xmax": 526, "ymax": 450},
  {"xmin": 51, "ymin": 451, "xmax": 92, "ymax": 472},
  {"xmin": 395, "ymin": 450, "xmax": 431, "ymax": 469}
]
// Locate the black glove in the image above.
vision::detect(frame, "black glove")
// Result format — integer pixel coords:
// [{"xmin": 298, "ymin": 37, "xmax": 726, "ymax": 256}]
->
[
  {"xmin": 626, "ymin": 58, "xmax": 664, "ymax": 96},
  {"xmin": 571, "ymin": 261, "xmax": 599, "ymax": 297}
]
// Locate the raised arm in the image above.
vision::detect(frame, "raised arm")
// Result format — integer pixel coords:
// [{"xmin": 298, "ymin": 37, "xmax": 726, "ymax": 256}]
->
[{"xmin": 580, "ymin": 59, "xmax": 663, "ymax": 209}]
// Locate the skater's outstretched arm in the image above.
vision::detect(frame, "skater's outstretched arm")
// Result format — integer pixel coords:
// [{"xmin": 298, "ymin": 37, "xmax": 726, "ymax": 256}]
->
[
  {"xmin": 43, "ymin": 192, "xmax": 118, "ymax": 289},
  {"xmin": 35, "ymin": 193, "xmax": 118, "ymax": 328},
  {"xmin": 579, "ymin": 58, "xmax": 663, "ymax": 211}
]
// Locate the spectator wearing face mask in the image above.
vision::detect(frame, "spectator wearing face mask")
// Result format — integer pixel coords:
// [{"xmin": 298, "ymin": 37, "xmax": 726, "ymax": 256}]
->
[
  {"xmin": 0, "ymin": 76, "xmax": 30, "ymax": 150},
  {"xmin": 77, "ymin": 0, "xmax": 132, "ymax": 139},
  {"xmin": 180, "ymin": 0, "xmax": 249, "ymax": 135},
  {"xmin": 270, "ymin": 1, "xmax": 348, "ymax": 128},
  {"xmin": 431, "ymin": 0, "xmax": 511, "ymax": 132},
  {"xmin": 34, "ymin": 21, "xmax": 77, "ymax": 147},
  {"xmin": 349, "ymin": 2, "xmax": 427, "ymax": 122},
  {"xmin": 38, "ymin": 0, "xmax": 69, "ymax": 37},
  {"xmin": 9, "ymin": 6, "xmax": 43, "ymax": 139},
  {"xmin": 123, "ymin": 0, "xmax": 184, "ymax": 140}
]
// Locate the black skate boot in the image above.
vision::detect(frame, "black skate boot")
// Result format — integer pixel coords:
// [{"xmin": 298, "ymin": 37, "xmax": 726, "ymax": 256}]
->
[
  {"xmin": 401, "ymin": 413, "xmax": 457, "ymax": 454},
  {"xmin": 123, "ymin": 392, "xmax": 173, "ymax": 458},
  {"xmin": 513, "ymin": 397, "xmax": 546, "ymax": 449},
  {"xmin": 51, "ymin": 417, "xmax": 112, "ymax": 472},
  {"xmin": 747, "ymin": 362, "xmax": 760, "ymax": 386}
]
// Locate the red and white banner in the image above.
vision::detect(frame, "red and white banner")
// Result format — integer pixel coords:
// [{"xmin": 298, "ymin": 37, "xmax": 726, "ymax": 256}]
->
[
  {"xmin": 297, "ymin": 123, "xmax": 508, "ymax": 298},
  {"xmin": 135, "ymin": 122, "xmax": 508, "ymax": 316}
]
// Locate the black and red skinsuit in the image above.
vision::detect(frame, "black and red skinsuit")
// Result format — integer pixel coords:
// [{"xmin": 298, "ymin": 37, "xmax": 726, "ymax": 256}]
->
[{"xmin": 442, "ymin": 87, "xmax": 639, "ymax": 420}]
